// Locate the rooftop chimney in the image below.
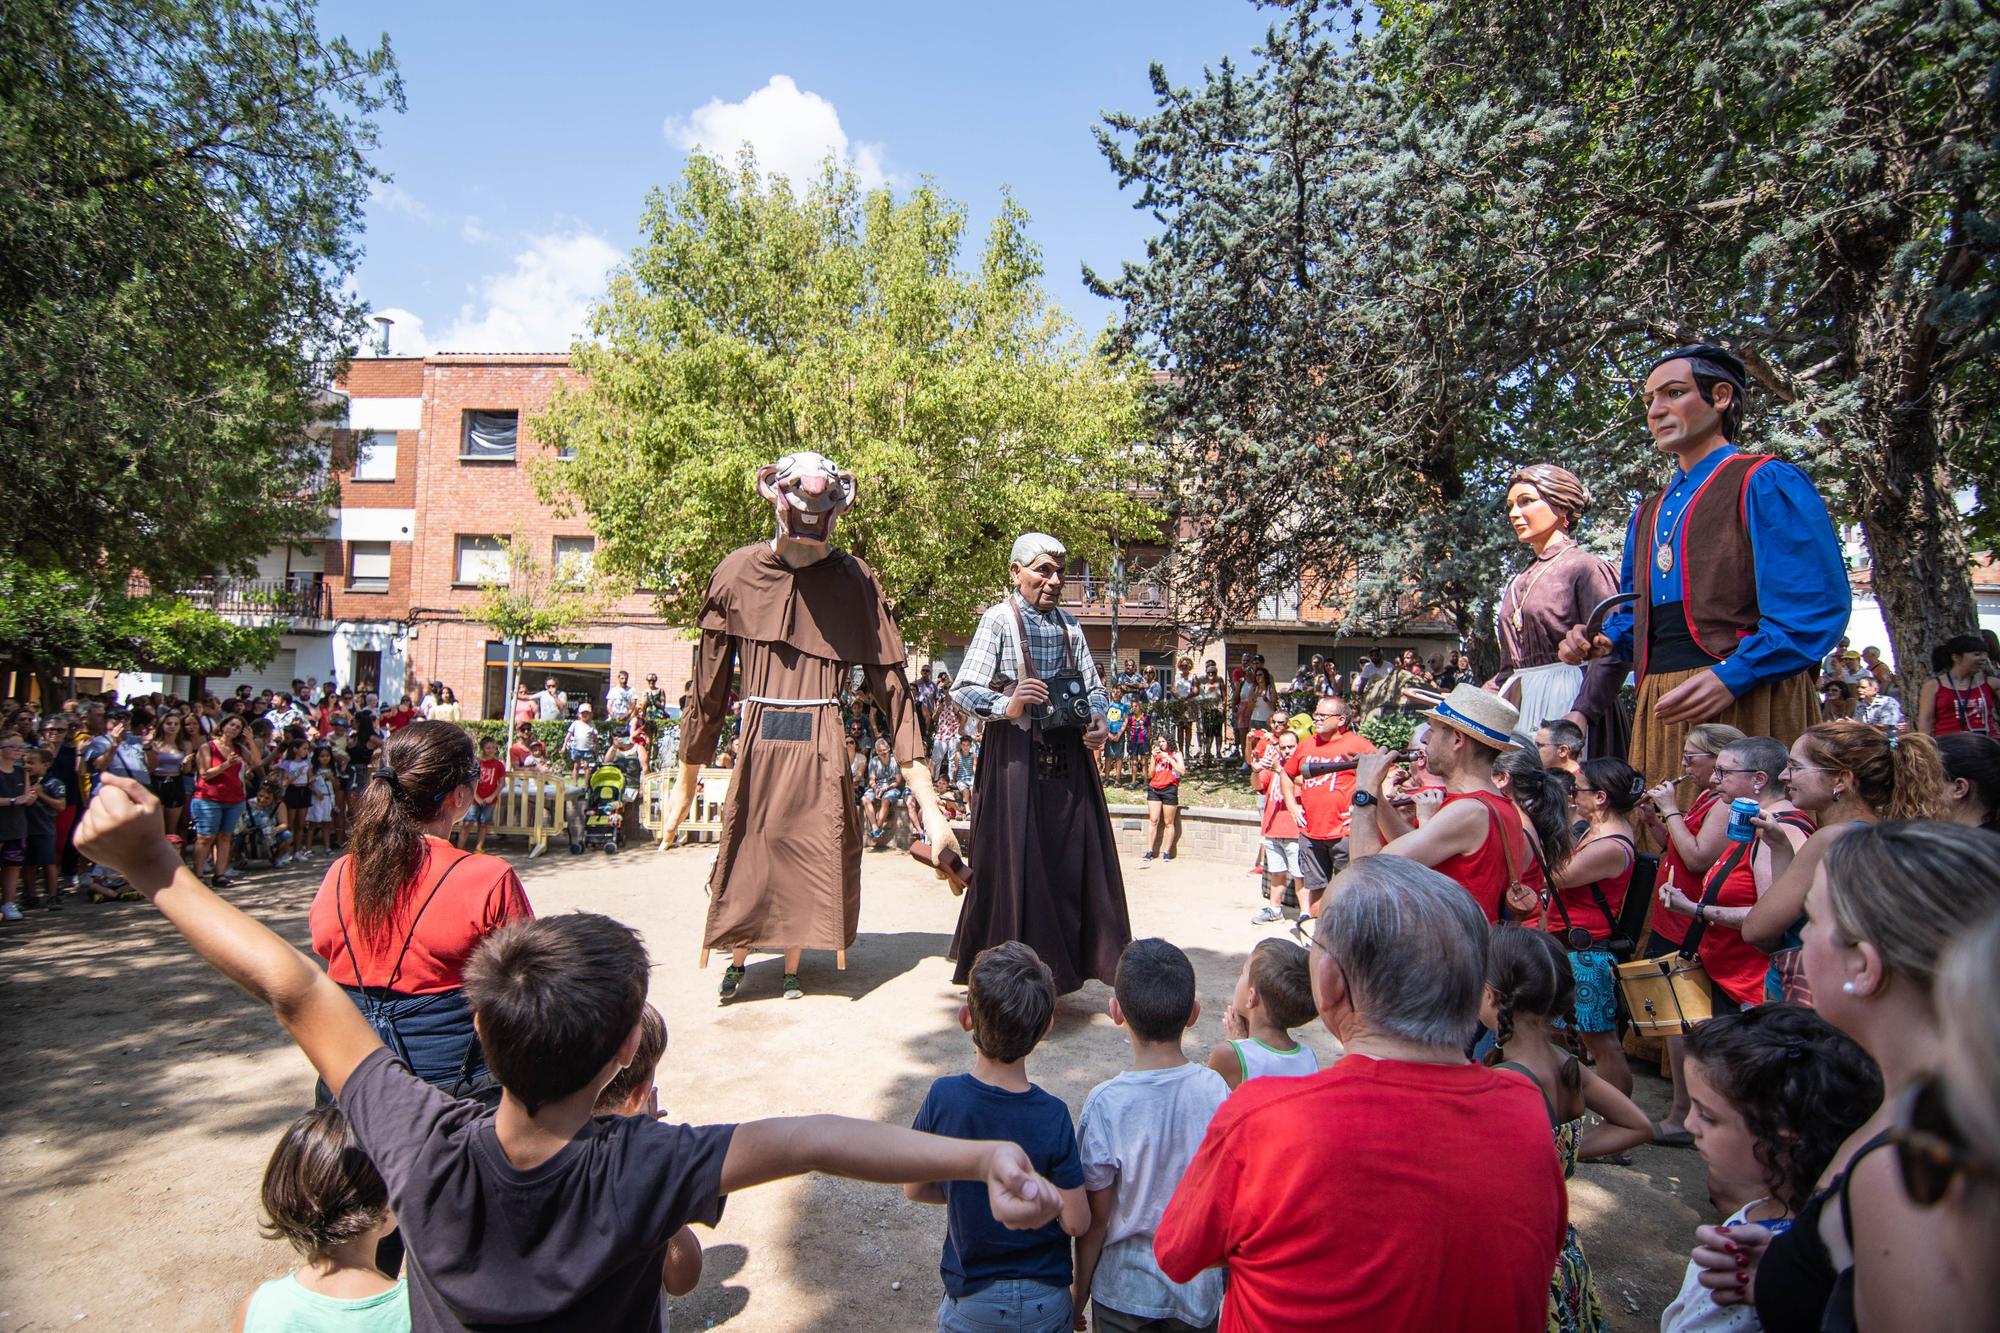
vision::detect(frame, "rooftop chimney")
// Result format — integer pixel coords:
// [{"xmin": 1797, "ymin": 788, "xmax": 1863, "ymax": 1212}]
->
[{"xmin": 372, "ymin": 315, "xmax": 394, "ymax": 355}]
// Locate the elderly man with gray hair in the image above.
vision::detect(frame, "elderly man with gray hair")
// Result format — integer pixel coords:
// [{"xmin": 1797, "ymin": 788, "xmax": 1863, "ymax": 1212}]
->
[
  {"xmin": 1157, "ymin": 857, "xmax": 1566, "ymax": 1331},
  {"xmin": 948, "ymin": 532, "xmax": 1132, "ymax": 994}
]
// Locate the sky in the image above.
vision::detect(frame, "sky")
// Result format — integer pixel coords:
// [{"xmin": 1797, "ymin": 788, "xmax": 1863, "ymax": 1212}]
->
[{"xmin": 326, "ymin": 0, "xmax": 1275, "ymax": 355}]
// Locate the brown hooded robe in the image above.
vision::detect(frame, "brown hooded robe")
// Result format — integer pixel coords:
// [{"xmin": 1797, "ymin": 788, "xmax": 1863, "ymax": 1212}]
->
[{"xmin": 682, "ymin": 544, "xmax": 923, "ymax": 955}]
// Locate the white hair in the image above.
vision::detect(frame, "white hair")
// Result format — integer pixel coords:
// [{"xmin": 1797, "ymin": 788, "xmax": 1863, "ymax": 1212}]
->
[
  {"xmin": 1009, "ymin": 532, "xmax": 1066, "ymax": 568},
  {"xmin": 1317, "ymin": 856, "xmax": 1490, "ymax": 1049}
]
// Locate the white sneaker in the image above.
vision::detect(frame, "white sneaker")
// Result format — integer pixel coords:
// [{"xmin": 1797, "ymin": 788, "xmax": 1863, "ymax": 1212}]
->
[
  {"xmin": 296, "ymin": 849, "xmax": 313, "ymax": 861},
  {"xmin": 1, "ymin": 901, "xmax": 23, "ymax": 922},
  {"xmin": 275, "ymin": 853, "xmax": 292, "ymax": 867}
]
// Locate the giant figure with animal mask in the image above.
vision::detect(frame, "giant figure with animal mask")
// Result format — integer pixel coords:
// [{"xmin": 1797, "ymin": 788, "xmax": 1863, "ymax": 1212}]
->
[{"xmin": 660, "ymin": 452, "xmax": 958, "ymax": 1002}]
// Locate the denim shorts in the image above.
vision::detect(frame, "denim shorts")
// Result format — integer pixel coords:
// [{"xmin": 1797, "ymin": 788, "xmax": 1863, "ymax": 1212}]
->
[
  {"xmin": 1262, "ymin": 836, "xmax": 1301, "ymax": 878},
  {"xmin": 189, "ymin": 798, "xmax": 244, "ymax": 837},
  {"xmin": 1568, "ymin": 948, "xmax": 1620, "ymax": 1033},
  {"xmin": 938, "ymin": 1279, "xmax": 1071, "ymax": 1333},
  {"xmin": 465, "ymin": 803, "xmax": 494, "ymax": 825}
]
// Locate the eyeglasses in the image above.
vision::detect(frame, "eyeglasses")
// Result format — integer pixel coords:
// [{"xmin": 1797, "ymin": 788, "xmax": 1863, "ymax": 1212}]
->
[
  {"xmin": 1712, "ymin": 766, "xmax": 1762, "ymax": 778},
  {"xmin": 1782, "ymin": 764, "xmax": 1836, "ymax": 775},
  {"xmin": 1680, "ymin": 752, "xmax": 1708, "ymax": 763},
  {"xmin": 1891, "ymin": 1072, "xmax": 1999, "ymax": 1206}
]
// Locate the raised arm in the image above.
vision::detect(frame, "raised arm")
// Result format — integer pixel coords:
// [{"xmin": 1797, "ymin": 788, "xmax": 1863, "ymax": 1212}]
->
[
  {"xmin": 74, "ymin": 777, "xmax": 382, "ymax": 1095},
  {"xmin": 723, "ymin": 1116, "xmax": 1060, "ymax": 1230},
  {"xmin": 1740, "ymin": 818, "xmax": 1825, "ymax": 951}
]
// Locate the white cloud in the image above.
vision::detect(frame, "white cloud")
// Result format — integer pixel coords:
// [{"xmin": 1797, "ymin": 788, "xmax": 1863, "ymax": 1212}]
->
[
  {"xmin": 664, "ymin": 74, "xmax": 892, "ymax": 189},
  {"xmin": 460, "ymin": 215, "xmax": 493, "ymax": 246},
  {"xmin": 370, "ymin": 181, "xmax": 432, "ymax": 225},
  {"xmin": 434, "ymin": 230, "xmax": 620, "ymax": 352}
]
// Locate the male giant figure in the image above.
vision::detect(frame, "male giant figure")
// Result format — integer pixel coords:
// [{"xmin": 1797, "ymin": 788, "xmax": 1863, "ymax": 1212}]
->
[
  {"xmin": 1561, "ymin": 344, "xmax": 1847, "ymax": 789},
  {"xmin": 949, "ymin": 534, "xmax": 1132, "ymax": 995},
  {"xmin": 660, "ymin": 452, "xmax": 956, "ymax": 1003}
]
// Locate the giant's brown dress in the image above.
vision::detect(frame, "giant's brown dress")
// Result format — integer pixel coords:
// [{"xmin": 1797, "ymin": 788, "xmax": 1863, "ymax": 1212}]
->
[{"xmin": 682, "ymin": 545, "xmax": 923, "ymax": 955}]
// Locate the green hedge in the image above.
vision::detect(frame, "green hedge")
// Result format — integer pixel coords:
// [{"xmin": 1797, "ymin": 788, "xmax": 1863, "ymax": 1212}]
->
[
  {"xmin": 460, "ymin": 719, "xmax": 575, "ymax": 752},
  {"xmin": 1357, "ymin": 712, "xmax": 1418, "ymax": 753}
]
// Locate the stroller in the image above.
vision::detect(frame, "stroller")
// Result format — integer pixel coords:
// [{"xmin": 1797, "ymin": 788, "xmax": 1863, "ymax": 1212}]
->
[{"xmin": 572, "ymin": 762, "xmax": 636, "ymax": 854}]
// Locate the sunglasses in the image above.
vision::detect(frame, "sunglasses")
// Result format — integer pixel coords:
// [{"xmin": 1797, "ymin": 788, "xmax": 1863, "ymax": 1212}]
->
[{"xmin": 1891, "ymin": 1072, "xmax": 1999, "ymax": 1206}]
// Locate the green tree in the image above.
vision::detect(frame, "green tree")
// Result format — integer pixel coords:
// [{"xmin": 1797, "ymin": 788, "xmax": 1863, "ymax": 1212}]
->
[
  {"xmin": 0, "ymin": 568, "xmax": 280, "ymax": 700},
  {"xmin": 1100, "ymin": 0, "xmax": 2000, "ymax": 683},
  {"xmin": 0, "ymin": 0, "xmax": 401, "ymax": 584},
  {"xmin": 535, "ymin": 152, "xmax": 1158, "ymax": 650}
]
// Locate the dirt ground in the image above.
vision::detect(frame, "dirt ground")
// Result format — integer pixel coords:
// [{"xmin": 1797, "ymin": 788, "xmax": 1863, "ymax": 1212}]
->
[{"xmin": 0, "ymin": 838, "xmax": 1714, "ymax": 1332}]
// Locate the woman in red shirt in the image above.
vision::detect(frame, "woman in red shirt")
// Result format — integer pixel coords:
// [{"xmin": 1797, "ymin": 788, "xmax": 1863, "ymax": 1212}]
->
[
  {"xmin": 1543, "ymin": 756, "xmax": 1644, "ymax": 1098},
  {"xmin": 1633, "ymin": 721, "xmax": 1742, "ymax": 1140},
  {"xmin": 1143, "ymin": 733, "xmax": 1186, "ymax": 862},
  {"xmin": 310, "ymin": 721, "xmax": 533, "ymax": 1102},
  {"xmin": 189, "ymin": 714, "xmax": 251, "ymax": 886},
  {"xmin": 1918, "ymin": 634, "xmax": 1998, "ymax": 737}
]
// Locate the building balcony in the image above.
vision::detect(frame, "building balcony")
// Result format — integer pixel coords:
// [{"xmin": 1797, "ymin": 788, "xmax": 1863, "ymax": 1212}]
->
[
  {"xmin": 129, "ymin": 574, "xmax": 333, "ymax": 627},
  {"xmin": 1060, "ymin": 572, "xmax": 1173, "ymax": 623}
]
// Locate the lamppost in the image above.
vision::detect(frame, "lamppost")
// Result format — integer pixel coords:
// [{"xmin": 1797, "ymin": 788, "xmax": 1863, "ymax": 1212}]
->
[{"xmin": 1107, "ymin": 548, "xmax": 1127, "ymax": 675}]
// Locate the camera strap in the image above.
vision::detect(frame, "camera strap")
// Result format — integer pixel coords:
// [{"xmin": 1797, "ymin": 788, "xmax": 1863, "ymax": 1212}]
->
[{"xmin": 1006, "ymin": 595, "xmax": 1076, "ymax": 685}]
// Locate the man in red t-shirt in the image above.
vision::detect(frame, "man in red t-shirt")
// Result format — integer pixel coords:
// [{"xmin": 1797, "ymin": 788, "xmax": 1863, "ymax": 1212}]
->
[
  {"xmin": 1156, "ymin": 857, "xmax": 1565, "ymax": 1332},
  {"xmin": 1350, "ymin": 683, "xmax": 1541, "ymax": 925},
  {"xmin": 1280, "ymin": 697, "xmax": 1376, "ymax": 931}
]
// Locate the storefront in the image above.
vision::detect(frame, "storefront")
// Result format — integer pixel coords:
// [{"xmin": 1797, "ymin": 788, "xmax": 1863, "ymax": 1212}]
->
[{"xmin": 484, "ymin": 640, "xmax": 615, "ymax": 719}]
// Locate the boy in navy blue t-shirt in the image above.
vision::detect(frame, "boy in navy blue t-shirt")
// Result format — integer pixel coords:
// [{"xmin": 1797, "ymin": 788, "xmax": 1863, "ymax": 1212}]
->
[{"xmin": 909, "ymin": 942, "xmax": 1089, "ymax": 1331}]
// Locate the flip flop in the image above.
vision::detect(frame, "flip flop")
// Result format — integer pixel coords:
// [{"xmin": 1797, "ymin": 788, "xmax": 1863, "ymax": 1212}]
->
[{"xmin": 1654, "ymin": 1128, "xmax": 1696, "ymax": 1148}]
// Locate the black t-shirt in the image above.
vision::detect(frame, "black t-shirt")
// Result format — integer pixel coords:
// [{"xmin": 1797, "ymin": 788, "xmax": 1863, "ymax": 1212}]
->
[
  {"xmin": 0, "ymin": 767, "xmax": 24, "ymax": 840},
  {"xmin": 27, "ymin": 776, "xmax": 63, "ymax": 836},
  {"xmin": 341, "ymin": 1048, "xmax": 735, "ymax": 1332}
]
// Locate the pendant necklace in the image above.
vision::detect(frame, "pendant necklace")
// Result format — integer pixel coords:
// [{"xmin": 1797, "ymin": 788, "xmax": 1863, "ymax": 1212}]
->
[
  {"xmin": 1654, "ymin": 488, "xmax": 1695, "ymax": 576},
  {"xmin": 1508, "ymin": 537, "xmax": 1570, "ymax": 634}
]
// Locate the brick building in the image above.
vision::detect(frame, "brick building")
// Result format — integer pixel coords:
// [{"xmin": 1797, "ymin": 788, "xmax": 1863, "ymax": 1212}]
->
[{"xmin": 121, "ymin": 350, "xmax": 1455, "ymax": 707}]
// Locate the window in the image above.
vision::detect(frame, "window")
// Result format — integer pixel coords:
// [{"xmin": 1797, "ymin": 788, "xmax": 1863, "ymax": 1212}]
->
[
  {"xmin": 455, "ymin": 534, "xmax": 510, "ymax": 585},
  {"xmin": 351, "ymin": 649, "xmax": 382, "ymax": 694},
  {"xmin": 552, "ymin": 535, "xmax": 595, "ymax": 584},
  {"xmin": 461, "ymin": 410, "xmax": 518, "ymax": 462},
  {"xmin": 352, "ymin": 431, "xmax": 397, "ymax": 481},
  {"xmin": 347, "ymin": 541, "xmax": 391, "ymax": 592}
]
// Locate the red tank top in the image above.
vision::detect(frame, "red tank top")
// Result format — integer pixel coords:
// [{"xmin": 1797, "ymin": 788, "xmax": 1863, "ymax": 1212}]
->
[
  {"xmin": 1697, "ymin": 809, "xmax": 1817, "ymax": 1005},
  {"xmin": 1935, "ymin": 676, "xmax": 1997, "ymax": 736},
  {"xmin": 1651, "ymin": 790, "xmax": 1721, "ymax": 946},
  {"xmin": 1548, "ymin": 833, "xmax": 1634, "ymax": 943},
  {"xmin": 193, "ymin": 740, "xmax": 246, "ymax": 804},
  {"xmin": 1434, "ymin": 790, "xmax": 1544, "ymax": 925}
]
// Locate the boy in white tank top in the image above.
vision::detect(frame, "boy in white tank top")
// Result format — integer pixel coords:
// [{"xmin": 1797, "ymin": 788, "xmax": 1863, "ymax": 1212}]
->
[{"xmin": 1209, "ymin": 938, "xmax": 1321, "ymax": 1089}]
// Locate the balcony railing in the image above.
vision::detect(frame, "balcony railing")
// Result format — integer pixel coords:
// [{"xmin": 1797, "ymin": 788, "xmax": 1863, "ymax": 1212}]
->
[
  {"xmin": 1061, "ymin": 571, "xmax": 1171, "ymax": 612},
  {"xmin": 128, "ymin": 575, "xmax": 333, "ymax": 622}
]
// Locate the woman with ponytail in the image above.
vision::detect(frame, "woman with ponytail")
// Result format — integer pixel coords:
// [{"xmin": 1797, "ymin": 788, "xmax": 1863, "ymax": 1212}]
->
[
  {"xmin": 1540, "ymin": 756, "xmax": 1647, "ymax": 1097},
  {"xmin": 1481, "ymin": 925, "xmax": 1652, "ymax": 1333},
  {"xmin": 307, "ymin": 720, "xmax": 533, "ymax": 1101},
  {"xmin": 1938, "ymin": 733, "xmax": 2000, "ymax": 831},
  {"xmin": 1740, "ymin": 720, "xmax": 1948, "ymax": 958}
]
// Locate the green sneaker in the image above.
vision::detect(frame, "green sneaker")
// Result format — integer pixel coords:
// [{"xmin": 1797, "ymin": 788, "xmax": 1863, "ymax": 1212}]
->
[
  {"xmin": 783, "ymin": 972, "xmax": 804, "ymax": 1000},
  {"xmin": 719, "ymin": 964, "xmax": 744, "ymax": 1001}
]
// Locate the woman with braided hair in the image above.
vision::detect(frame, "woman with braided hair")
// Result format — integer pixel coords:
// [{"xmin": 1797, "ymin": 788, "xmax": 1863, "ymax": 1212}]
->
[
  {"xmin": 308, "ymin": 720, "xmax": 534, "ymax": 1103},
  {"xmin": 1480, "ymin": 925, "xmax": 1653, "ymax": 1333},
  {"xmin": 1493, "ymin": 464, "xmax": 1630, "ymax": 756}
]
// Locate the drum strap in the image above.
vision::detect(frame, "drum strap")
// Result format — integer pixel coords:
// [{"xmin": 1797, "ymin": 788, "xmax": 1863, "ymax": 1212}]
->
[{"xmin": 1679, "ymin": 839, "xmax": 1750, "ymax": 958}]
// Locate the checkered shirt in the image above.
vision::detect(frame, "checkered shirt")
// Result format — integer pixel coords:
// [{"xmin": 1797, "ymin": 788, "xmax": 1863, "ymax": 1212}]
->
[{"xmin": 951, "ymin": 592, "xmax": 1108, "ymax": 723}]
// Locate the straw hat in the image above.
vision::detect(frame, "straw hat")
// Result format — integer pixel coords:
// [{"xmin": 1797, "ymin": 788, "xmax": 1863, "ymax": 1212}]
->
[{"xmin": 1419, "ymin": 683, "xmax": 1523, "ymax": 752}]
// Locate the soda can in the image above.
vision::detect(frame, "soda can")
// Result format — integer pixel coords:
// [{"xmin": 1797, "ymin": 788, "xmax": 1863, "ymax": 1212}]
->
[{"xmin": 1726, "ymin": 797, "xmax": 1761, "ymax": 842}]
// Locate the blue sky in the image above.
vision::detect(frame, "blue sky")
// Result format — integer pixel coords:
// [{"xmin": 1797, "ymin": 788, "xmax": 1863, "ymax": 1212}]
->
[{"xmin": 327, "ymin": 0, "xmax": 1273, "ymax": 355}]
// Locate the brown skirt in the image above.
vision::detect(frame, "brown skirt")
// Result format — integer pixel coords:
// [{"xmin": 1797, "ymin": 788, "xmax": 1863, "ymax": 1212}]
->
[
  {"xmin": 951, "ymin": 717, "xmax": 1132, "ymax": 994},
  {"xmin": 1629, "ymin": 667, "xmax": 1820, "ymax": 793}
]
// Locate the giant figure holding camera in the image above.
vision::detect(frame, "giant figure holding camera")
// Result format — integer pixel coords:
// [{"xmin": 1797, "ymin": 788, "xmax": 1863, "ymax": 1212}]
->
[{"xmin": 948, "ymin": 533, "xmax": 1132, "ymax": 993}]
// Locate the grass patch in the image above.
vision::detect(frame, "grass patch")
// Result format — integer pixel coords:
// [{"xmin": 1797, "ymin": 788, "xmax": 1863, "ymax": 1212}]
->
[{"xmin": 1101, "ymin": 763, "xmax": 1262, "ymax": 811}]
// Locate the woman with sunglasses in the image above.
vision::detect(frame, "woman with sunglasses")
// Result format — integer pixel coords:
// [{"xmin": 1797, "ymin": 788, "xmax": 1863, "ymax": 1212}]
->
[
  {"xmin": 307, "ymin": 720, "xmax": 534, "ymax": 1106},
  {"xmin": 1712, "ymin": 822, "xmax": 2000, "ymax": 1332},
  {"xmin": 1913, "ymin": 909, "xmax": 2000, "ymax": 1332},
  {"xmin": 1739, "ymin": 721, "xmax": 1949, "ymax": 998}
]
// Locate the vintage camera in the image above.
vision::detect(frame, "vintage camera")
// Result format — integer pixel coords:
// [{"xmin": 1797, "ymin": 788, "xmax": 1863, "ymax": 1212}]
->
[{"xmin": 1032, "ymin": 669, "xmax": 1094, "ymax": 730}]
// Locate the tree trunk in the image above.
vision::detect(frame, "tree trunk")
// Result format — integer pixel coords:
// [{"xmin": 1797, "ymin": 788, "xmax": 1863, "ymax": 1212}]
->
[{"xmin": 1854, "ymin": 409, "xmax": 1978, "ymax": 708}]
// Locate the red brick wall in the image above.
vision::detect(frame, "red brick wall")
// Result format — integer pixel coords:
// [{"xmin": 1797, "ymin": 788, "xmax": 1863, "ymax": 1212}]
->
[
  {"xmin": 336, "ymin": 358, "xmax": 425, "ymax": 398},
  {"xmin": 325, "ymin": 539, "xmax": 413, "ymax": 622},
  {"xmin": 404, "ymin": 356, "xmax": 691, "ymax": 715}
]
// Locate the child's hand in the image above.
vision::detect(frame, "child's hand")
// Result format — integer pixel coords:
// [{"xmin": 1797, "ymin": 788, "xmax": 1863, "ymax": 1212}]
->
[
  {"xmin": 1691, "ymin": 1220, "xmax": 1773, "ymax": 1306},
  {"xmin": 1070, "ymin": 1293, "xmax": 1089, "ymax": 1331},
  {"xmin": 982, "ymin": 1143, "xmax": 1061, "ymax": 1230},
  {"xmin": 74, "ymin": 777, "xmax": 178, "ymax": 885},
  {"xmin": 1222, "ymin": 1003, "xmax": 1250, "ymax": 1040}
]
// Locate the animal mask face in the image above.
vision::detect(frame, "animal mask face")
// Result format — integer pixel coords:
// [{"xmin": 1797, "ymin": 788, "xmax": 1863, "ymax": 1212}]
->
[{"xmin": 757, "ymin": 451, "xmax": 857, "ymax": 545}]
